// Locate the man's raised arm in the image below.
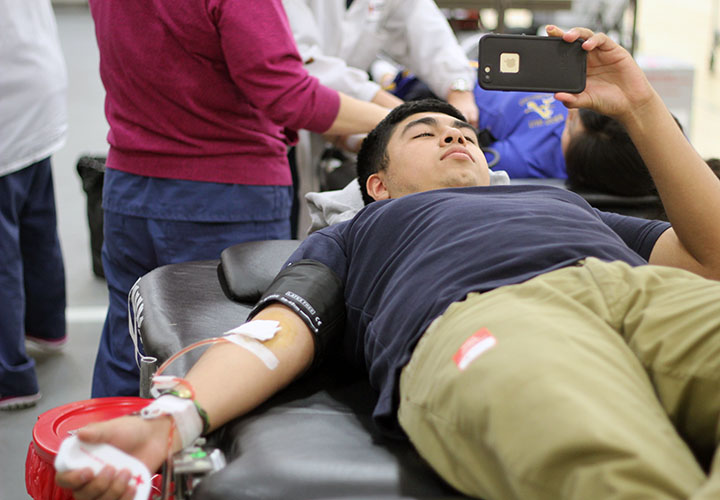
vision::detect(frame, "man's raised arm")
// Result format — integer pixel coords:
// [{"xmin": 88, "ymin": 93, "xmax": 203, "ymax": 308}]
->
[{"xmin": 550, "ymin": 26, "xmax": 720, "ymax": 280}]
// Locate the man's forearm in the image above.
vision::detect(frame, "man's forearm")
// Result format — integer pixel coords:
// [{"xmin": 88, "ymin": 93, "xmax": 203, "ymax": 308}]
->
[
  {"xmin": 183, "ymin": 303, "xmax": 315, "ymax": 435},
  {"xmin": 623, "ymin": 92, "xmax": 720, "ymax": 278}
]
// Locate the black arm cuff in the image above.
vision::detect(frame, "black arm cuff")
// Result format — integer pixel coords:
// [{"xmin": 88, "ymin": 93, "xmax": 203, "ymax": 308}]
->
[{"xmin": 248, "ymin": 259, "xmax": 345, "ymax": 368}]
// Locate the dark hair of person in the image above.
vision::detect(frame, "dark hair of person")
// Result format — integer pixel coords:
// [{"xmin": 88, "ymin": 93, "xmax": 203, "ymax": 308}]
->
[
  {"xmin": 564, "ymin": 109, "xmax": 656, "ymax": 197},
  {"xmin": 706, "ymin": 158, "xmax": 720, "ymax": 178},
  {"xmin": 356, "ymin": 98, "xmax": 471, "ymax": 205}
]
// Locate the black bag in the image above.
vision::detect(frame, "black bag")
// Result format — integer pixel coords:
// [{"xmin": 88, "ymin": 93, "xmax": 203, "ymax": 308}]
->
[{"xmin": 76, "ymin": 155, "xmax": 106, "ymax": 279}]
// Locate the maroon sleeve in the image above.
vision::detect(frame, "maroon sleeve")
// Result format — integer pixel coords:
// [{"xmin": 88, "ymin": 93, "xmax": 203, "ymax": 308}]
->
[{"xmin": 208, "ymin": 0, "xmax": 340, "ymax": 134}]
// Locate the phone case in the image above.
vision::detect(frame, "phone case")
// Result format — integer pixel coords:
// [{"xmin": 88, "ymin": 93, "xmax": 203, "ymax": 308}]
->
[{"xmin": 478, "ymin": 34, "xmax": 586, "ymax": 93}]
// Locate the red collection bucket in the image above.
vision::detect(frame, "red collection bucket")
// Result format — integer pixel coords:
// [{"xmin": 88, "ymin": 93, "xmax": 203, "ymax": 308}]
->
[{"xmin": 25, "ymin": 397, "xmax": 163, "ymax": 499}]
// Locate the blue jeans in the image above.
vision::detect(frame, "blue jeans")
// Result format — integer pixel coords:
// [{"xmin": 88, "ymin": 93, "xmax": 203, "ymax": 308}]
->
[
  {"xmin": 0, "ymin": 158, "xmax": 66, "ymax": 396},
  {"xmin": 91, "ymin": 211, "xmax": 290, "ymax": 397}
]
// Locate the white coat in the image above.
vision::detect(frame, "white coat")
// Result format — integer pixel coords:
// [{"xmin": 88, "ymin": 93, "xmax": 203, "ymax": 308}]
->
[
  {"xmin": 283, "ymin": 0, "xmax": 475, "ymax": 101},
  {"xmin": 0, "ymin": 0, "xmax": 67, "ymax": 175},
  {"xmin": 282, "ymin": 0, "xmax": 475, "ymax": 235}
]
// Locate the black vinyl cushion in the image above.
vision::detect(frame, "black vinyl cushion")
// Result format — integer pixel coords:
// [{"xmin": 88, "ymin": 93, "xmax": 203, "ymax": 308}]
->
[
  {"xmin": 136, "ymin": 240, "xmax": 470, "ymax": 500},
  {"xmin": 218, "ymin": 239, "xmax": 301, "ymax": 303},
  {"xmin": 138, "ymin": 260, "xmax": 253, "ymax": 377}
]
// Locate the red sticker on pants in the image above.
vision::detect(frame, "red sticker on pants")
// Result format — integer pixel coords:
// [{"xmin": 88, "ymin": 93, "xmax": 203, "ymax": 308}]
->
[{"xmin": 453, "ymin": 328, "xmax": 497, "ymax": 371}]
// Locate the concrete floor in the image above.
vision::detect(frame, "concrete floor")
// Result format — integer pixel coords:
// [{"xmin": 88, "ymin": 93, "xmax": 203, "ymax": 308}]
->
[
  {"xmin": 3, "ymin": 2, "xmax": 720, "ymax": 499},
  {"xmin": 0, "ymin": 6, "xmax": 109, "ymax": 500}
]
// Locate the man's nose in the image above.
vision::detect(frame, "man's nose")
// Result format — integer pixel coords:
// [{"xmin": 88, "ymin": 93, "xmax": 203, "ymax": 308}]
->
[{"xmin": 443, "ymin": 128, "xmax": 465, "ymax": 145}]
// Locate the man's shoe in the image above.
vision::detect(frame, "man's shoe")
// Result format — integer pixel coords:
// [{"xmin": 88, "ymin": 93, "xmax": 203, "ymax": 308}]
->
[
  {"xmin": 0, "ymin": 392, "xmax": 41, "ymax": 410},
  {"xmin": 26, "ymin": 334, "xmax": 67, "ymax": 353}
]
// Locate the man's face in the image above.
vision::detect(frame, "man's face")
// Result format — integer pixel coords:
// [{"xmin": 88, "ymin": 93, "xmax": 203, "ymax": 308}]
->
[{"xmin": 366, "ymin": 112, "xmax": 490, "ymax": 201}]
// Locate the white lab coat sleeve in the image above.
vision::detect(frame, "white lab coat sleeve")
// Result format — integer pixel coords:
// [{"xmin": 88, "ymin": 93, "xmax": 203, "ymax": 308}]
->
[
  {"xmin": 282, "ymin": 0, "xmax": 381, "ymax": 102},
  {"xmin": 381, "ymin": 0, "xmax": 475, "ymax": 99},
  {"xmin": 0, "ymin": 0, "xmax": 67, "ymax": 175}
]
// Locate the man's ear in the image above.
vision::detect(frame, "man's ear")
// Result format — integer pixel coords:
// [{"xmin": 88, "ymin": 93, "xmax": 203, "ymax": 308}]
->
[{"xmin": 366, "ymin": 173, "xmax": 390, "ymax": 201}]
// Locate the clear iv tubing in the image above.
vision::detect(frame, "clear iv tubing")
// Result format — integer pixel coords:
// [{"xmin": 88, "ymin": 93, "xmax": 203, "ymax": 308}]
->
[{"xmin": 155, "ymin": 337, "xmax": 229, "ymax": 376}]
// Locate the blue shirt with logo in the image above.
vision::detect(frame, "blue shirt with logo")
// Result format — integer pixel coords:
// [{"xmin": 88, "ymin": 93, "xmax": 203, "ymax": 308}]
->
[{"xmin": 474, "ymin": 86, "xmax": 568, "ymax": 179}]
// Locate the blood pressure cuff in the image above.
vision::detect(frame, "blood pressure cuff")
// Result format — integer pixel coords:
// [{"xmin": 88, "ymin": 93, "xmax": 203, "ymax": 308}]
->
[{"xmin": 248, "ymin": 259, "xmax": 345, "ymax": 368}]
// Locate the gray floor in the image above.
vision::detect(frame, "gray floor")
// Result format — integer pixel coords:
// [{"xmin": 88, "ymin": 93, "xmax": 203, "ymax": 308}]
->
[{"xmin": 3, "ymin": 3, "xmax": 720, "ymax": 500}]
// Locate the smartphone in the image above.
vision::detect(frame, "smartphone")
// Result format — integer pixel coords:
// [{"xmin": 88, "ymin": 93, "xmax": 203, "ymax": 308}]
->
[{"xmin": 478, "ymin": 34, "xmax": 586, "ymax": 93}]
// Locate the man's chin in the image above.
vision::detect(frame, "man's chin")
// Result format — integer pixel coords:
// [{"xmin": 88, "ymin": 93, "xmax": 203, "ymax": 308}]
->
[{"xmin": 444, "ymin": 174, "xmax": 487, "ymax": 189}]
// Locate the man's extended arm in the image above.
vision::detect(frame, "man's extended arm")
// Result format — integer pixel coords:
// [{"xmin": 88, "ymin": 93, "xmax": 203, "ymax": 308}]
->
[
  {"xmin": 55, "ymin": 304, "xmax": 314, "ymax": 499},
  {"xmin": 551, "ymin": 26, "xmax": 720, "ymax": 280},
  {"xmin": 186, "ymin": 304, "xmax": 315, "ymax": 432}
]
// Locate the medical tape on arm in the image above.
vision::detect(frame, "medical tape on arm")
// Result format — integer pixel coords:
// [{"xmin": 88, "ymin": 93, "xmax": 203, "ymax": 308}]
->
[
  {"xmin": 222, "ymin": 320, "xmax": 281, "ymax": 370},
  {"xmin": 140, "ymin": 394, "xmax": 203, "ymax": 449},
  {"xmin": 139, "ymin": 321, "xmax": 281, "ymax": 449}
]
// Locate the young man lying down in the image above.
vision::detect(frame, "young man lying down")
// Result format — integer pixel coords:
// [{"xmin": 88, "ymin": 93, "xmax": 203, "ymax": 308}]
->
[{"xmin": 58, "ymin": 26, "xmax": 720, "ymax": 500}]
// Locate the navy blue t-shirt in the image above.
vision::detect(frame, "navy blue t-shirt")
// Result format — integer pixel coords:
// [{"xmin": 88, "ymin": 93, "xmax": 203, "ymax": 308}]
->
[{"xmin": 285, "ymin": 185, "xmax": 671, "ymax": 433}]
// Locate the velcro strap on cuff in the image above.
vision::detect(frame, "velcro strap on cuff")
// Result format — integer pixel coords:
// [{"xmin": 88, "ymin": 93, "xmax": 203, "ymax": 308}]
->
[{"xmin": 248, "ymin": 259, "xmax": 344, "ymax": 367}]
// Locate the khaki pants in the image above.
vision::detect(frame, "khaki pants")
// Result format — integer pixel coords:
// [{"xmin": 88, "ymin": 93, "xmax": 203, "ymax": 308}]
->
[{"xmin": 398, "ymin": 258, "xmax": 720, "ymax": 500}]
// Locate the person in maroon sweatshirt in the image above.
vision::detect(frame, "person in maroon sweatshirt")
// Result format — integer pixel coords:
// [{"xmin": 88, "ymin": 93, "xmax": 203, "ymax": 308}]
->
[{"xmin": 88, "ymin": 0, "xmax": 388, "ymax": 398}]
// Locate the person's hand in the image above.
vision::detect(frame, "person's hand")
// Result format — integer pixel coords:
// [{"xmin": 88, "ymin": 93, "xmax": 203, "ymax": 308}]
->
[
  {"xmin": 447, "ymin": 90, "xmax": 479, "ymax": 128},
  {"xmin": 323, "ymin": 132, "xmax": 365, "ymax": 152},
  {"xmin": 546, "ymin": 25, "xmax": 656, "ymax": 124},
  {"xmin": 55, "ymin": 415, "xmax": 173, "ymax": 500}
]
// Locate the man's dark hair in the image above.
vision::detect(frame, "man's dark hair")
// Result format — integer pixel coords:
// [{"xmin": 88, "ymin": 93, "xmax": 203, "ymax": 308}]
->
[
  {"xmin": 707, "ymin": 158, "xmax": 720, "ymax": 179},
  {"xmin": 356, "ymin": 98, "xmax": 470, "ymax": 205},
  {"xmin": 564, "ymin": 109, "xmax": 656, "ymax": 197}
]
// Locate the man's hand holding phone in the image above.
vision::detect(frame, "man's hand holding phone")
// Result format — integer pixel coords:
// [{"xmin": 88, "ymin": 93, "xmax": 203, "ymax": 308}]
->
[{"xmin": 546, "ymin": 25, "xmax": 657, "ymax": 126}]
